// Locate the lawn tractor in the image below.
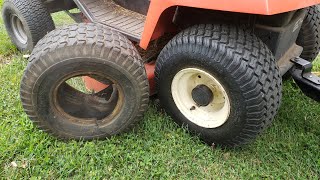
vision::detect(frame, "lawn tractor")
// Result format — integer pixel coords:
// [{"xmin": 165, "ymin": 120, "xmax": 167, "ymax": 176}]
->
[{"xmin": 2, "ymin": 0, "xmax": 320, "ymax": 147}]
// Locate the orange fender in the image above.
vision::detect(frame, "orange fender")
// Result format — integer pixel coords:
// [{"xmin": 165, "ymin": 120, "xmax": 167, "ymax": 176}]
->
[{"xmin": 139, "ymin": 0, "xmax": 320, "ymax": 49}]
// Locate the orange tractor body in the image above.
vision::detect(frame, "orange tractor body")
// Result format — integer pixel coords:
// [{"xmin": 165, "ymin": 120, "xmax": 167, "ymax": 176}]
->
[
  {"xmin": 82, "ymin": 0, "xmax": 320, "ymax": 95},
  {"xmin": 140, "ymin": 0, "xmax": 320, "ymax": 49}
]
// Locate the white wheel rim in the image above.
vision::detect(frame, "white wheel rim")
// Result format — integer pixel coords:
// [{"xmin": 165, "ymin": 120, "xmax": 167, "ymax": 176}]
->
[{"xmin": 171, "ymin": 68, "xmax": 231, "ymax": 128}]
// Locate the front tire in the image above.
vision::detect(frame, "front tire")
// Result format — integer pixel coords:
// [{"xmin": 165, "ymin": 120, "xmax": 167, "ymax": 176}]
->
[
  {"xmin": 20, "ymin": 23, "xmax": 149, "ymax": 140},
  {"xmin": 155, "ymin": 24, "xmax": 282, "ymax": 147}
]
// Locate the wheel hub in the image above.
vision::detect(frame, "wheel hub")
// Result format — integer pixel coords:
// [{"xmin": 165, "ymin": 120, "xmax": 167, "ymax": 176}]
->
[
  {"xmin": 171, "ymin": 68, "xmax": 231, "ymax": 128},
  {"xmin": 192, "ymin": 84, "xmax": 213, "ymax": 106},
  {"xmin": 11, "ymin": 14, "xmax": 27, "ymax": 44}
]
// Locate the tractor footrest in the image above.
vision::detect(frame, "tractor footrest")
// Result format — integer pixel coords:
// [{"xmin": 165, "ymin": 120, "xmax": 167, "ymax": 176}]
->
[
  {"xmin": 290, "ymin": 57, "xmax": 320, "ymax": 102},
  {"xmin": 74, "ymin": 0, "xmax": 146, "ymax": 42}
]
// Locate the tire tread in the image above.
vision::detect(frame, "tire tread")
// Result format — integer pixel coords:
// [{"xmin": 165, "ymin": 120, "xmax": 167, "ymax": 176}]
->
[
  {"xmin": 20, "ymin": 23, "xmax": 149, "ymax": 140},
  {"xmin": 155, "ymin": 24, "xmax": 282, "ymax": 147},
  {"xmin": 2, "ymin": 0, "xmax": 55, "ymax": 51},
  {"xmin": 297, "ymin": 5, "xmax": 320, "ymax": 62}
]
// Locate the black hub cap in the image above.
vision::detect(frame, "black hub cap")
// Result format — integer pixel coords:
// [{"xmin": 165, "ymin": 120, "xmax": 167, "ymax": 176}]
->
[{"xmin": 191, "ymin": 84, "xmax": 214, "ymax": 106}]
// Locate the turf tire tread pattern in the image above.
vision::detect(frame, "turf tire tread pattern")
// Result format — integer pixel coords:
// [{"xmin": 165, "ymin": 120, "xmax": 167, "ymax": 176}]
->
[
  {"xmin": 3, "ymin": 0, "xmax": 55, "ymax": 51},
  {"xmin": 155, "ymin": 24, "xmax": 282, "ymax": 147},
  {"xmin": 297, "ymin": 5, "xmax": 320, "ymax": 62},
  {"xmin": 20, "ymin": 23, "xmax": 149, "ymax": 140}
]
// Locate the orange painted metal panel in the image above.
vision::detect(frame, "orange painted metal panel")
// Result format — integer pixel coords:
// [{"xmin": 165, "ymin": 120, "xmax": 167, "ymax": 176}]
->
[
  {"xmin": 139, "ymin": 0, "xmax": 320, "ymax": 49},
  {"xmin": 83, "ymin": 63, "xmax": 157, "ymax": 95},
  {"xmin": 83, "ymin": 76, "xmax": 108, "ymax": 92}
]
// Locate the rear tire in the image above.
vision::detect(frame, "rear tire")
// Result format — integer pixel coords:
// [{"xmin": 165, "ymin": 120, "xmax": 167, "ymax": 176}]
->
[
  {"xmin": 155, "ymin": 24, "xmax": 282, "ymax": 147},
  {"xmin": 20, "ymin": 23, "xmax": 149, "ymax": 140},
  {"xmin": 297, "ymin": 5, "xmax": 320, "ymax": 62},
  {"xmin": 2, "ymin": 0, "xmax": 55, "ymax": 52}
]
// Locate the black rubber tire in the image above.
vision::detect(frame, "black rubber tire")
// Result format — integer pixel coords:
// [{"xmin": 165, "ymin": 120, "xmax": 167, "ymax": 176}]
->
[
  {"xmin": 155, "ymin": 24, "xmax": 282, "ymax": 147},
  {"xmin": 20, "ymin": 23, "xmax": 149, "ymax": 140},
  {"xmin": 2, "ymin": 0, "xmax": 55, "ymax": 52},
  {"xmin": 297, "ymin": 5, "xmax": 320, "ymax": 62}
]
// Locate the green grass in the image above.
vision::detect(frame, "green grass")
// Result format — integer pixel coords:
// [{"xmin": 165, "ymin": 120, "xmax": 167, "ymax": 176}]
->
[
  {"xmin": 51, "ymin": 11, "xmax": 77, "ymax": 27},
  {"xmin": 0, "ymin": 7, "xmax": 319, "ymax": 179}
]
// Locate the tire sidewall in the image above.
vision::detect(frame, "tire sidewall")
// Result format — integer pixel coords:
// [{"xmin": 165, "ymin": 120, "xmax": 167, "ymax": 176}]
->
[{"xmin": 31, "ymin": 54, "xmax": 143, "ymax": 139}]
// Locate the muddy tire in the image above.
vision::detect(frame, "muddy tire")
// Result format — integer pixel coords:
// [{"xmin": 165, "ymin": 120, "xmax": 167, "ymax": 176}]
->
[
  {"xmin": 20, "ymin": 23, "xmax": 149, "ymax": 140},
  {"xmin": 297, "ymin": 5, "xmax": 320, "ymax": 62},
  {"xmin": 155, "ymin": 24, "xmax": 282, "ymax": 147},
  {"xmin": 2, "ymin": 0, "xmax": 55, "ymax": 52}
]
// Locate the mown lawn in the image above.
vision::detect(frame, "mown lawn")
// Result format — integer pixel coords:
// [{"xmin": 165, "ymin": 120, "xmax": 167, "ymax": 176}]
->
[{"xmin": 0, "ymin": 3, "xmax": 319, "ymax": 179}]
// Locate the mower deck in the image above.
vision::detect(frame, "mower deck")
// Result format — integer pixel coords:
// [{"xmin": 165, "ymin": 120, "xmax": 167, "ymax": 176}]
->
[{"xmin": 75, "ymin": 0, "xmax": 146, "ymax": 41}]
